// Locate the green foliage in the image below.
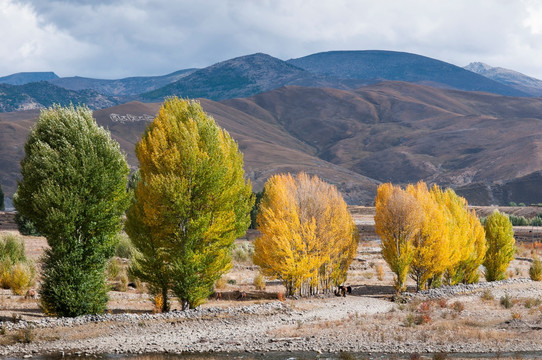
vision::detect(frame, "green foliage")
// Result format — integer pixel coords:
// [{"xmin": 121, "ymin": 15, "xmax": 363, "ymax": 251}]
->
[
  {"xmin": 0, "ymin": 233, "xmax": 26, "ymax": 263},
  {"xmin": 529, "ymin": 256, "xmax": 542, "ymax": 281},
  {"xmin": 0, "ymin": 183, "xmax": 4, "ymax": 211},
  {"xmin": 115, "ymin": 233, "xmax": 137, "ymax": 259},
  {"xmin": 14, "ymin": 104, "xmax": 130, "ymax": 317},
  {"xmin": 249, "ymin": 190, "xmax": 265, "ymax": 229},
  {"xmin": 253, "ymin": 272, "xmax": 266, "ymax": 290},
  {"xmin": 0, "ymin": 234, "xmax": 35, "ymax": 294},
  {"xmin": 126, "ymin": 98, "xmax": 253, "ymax": 311},
  {"xmin": 500, "ymin": 293, "xmax": 513, "ymax": 309},
  {"xmin": 509, "ymin": 202, "xmax": 517, "ymax": 207},
  {"xmin": 508, "ymin": 215, "xmax": 528, "ymax": 226},
  {"xmin": 483, "ymin": 211, "xmax": 516, "ymax": 282},
  {"xmin": 14, "ymin": 213, "xmax": 41, "ymax": 236},
  {"xmin": 233, "ymin": 242, "xmax": 254, "ymax": 263}
]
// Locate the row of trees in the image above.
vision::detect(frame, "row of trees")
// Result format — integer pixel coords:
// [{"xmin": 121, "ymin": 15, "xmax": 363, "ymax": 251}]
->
[
  {"xmin": 253, "ymin": 173, "xmax": 358, "ymax": 296},
  {"xmin": 15, "ymin": 99, "xmax": 254, "ymax": 316},
  {"xmin": 375, "ymin": 182, "xmax": 515, "ymax": 293},
  {"xmin": 15, "ymin": 99, "xmax": 359, "ymax": 316}
]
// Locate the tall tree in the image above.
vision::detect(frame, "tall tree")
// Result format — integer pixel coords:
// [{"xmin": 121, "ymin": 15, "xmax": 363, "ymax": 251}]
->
[
  {"xmin": 14, "ymin": 104, "xmax": 130, "ymax": 317},
  {"xmin": 483, "ymin": 210, "xmax": 516, "ymax": 281},
  {"xmin": 253, "ymin": 173, "xmax": 358, "ymax": 296},
  {"xmin": 126, "ymin": 97, "xmax": 253, "ymax": 311},
  {"xmin": 406, "ymin": 182, "xmax": 451, "ymax": 291},
  {"xmin": 375, "ymin": 183, "xmax": 423, "ymax": 293},
  {"xmin": 430, "ymin": 186, "xmax": 486, "ymax": 285}
]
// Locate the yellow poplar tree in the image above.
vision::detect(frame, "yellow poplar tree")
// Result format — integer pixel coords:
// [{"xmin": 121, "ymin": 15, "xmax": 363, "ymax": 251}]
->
[
  {"xmin": 430, "ymin": 186, "xmax": 486, "ymax": 285},
  {"xmin": 407, "ymin": 182, "xmax": 451, "ymax": 291},
  {"xmin": 125, "ymin": 98, "xmax": 253, "ymax": 311},
  {"xmin": 253, "ymin": 173, "xmax": 358, "ymax": 296},
  {"xmin": 374, "ymin": 183, "xmax": 423, "ymax": 293}
]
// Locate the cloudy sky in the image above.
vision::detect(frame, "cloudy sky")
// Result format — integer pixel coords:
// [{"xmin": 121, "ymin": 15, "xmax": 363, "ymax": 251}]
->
[{"xmin": 2, "ymin": 0, "xmax": 542, "ymax": 79}]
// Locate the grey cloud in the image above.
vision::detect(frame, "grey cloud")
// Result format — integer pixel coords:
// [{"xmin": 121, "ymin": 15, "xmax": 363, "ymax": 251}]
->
[{"xmin": 4, "ymin": 0, "xmax": 542, "ymax": 79}]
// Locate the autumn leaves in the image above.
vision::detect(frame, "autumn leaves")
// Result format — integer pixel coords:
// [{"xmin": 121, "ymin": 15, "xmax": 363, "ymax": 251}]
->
[
  {"xmin": 253, "ymin": 173, "xmax": 358, "ymax": 297},
  {"xmin": 375, "ymin": 182, "xmax": 515, "ymax": 293}
]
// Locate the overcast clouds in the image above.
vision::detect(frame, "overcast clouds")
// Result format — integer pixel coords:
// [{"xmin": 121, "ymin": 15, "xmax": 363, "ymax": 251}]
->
[{"xmin": 2, "ymin": 0, "xmax": 542, "ymax": 79}]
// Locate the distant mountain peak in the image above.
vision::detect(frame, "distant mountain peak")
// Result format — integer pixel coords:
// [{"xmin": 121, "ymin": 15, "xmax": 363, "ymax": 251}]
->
[
  {"xmin": 465, "ymin": 62, "xmax": 493, "ymax": 72},
  {"xmin": 0, "ymin": 71, "xmax": 59, "ymax": 85},
  {"xmin": 464, "ymin": 61, "xmax": 542, "ymax": 96}
]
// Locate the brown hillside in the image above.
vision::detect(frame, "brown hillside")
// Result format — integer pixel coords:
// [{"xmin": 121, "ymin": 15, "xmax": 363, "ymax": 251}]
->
[
  {"xmin": 4, "ymin": 82, "xmax": 542, "ymax": 205},
  {"xmin": 223, "ymin": 83, "xmax": 542, "ymax": 204}
]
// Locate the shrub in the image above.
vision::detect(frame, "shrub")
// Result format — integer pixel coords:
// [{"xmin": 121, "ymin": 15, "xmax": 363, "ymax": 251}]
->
[
  {"xmin": 529, "ymin": 256, "xmax": 542, "ymax": 281},
  {"xmin": 452, "ymin": 301, "xmax": 465, "ymax": 313},
  {"xmin": 215, "ymin": 277, "xmax": 226, "ymax": 290},
  {"xmin": 233, "ymin": 242, "xmax": 253, "ymax": 263},
  {"xmin": 0, "ymin": 234, "xmax": 35, "ymax": 294},
  {"xmin": 14, "ymin": 213, "xmax": 41, "ymax": 237},
  {"xmin": 480, "ymin": 289, "xmax": 494, "ymax": 301},
  {"xmin": 376, "ymin": 264, "xmax": 385, "ymax": 281},
  {"xmin": 115, "ymin": 233, "xmax": 137, "ymax": 259},
  {"xmin": 403, "ymin": 312, "xmax": 415, "ymax": 327},
  {"xmin": 500, "ymin": 293, "xmax": 513, "ymax": 309},
  {"xmin": 8, "ymin": 262, "xmax": 35, "ymax": 295},
  {"xmin": 0, "ymin": 234, "xmax": 26, "ymax": 263},
  {"xmin": 0, "ymin": 258, "xmax": 13, "ymax": 288},
  {"xmin": 17, "ymin": 325, "xmax": 34, "ymax": 343},
  {"xmin": 524, "ymin": 297, "xmax": 541, "ymax": 309},
  {"xmin": 253, "ymin": 272, "xmax": 266, "ymax": 290},
  {"xmin": 107, "ymin": 259, "xmax": 121, "ymax": 280},
  {"xmin": 508, "ymin": 215, "xmax": 528, "ymax": 226}
]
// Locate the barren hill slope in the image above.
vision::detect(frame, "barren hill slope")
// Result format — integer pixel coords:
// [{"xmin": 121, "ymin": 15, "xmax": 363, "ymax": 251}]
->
[
  {"xmin": 223, "ymin": 82, "xmax": 542, "ymax": 204},
  {"xmin": 3, "ymin": 82, "xmax": 542, "ymax": 206}
]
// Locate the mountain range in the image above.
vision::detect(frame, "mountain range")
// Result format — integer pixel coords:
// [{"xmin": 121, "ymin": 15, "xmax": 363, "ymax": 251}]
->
[
  {"xmin": 1, "ymin": 50, "xmax": 541, "ymax": 112},
  {"xmin": 2, "ymin": 50, "xmax": 542, "ymax": 206}
]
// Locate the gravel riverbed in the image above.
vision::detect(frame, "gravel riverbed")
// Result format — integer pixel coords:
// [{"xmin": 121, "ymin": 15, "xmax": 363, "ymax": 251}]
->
[{"xmin": 1, "ymin": 279, "xmax": 542, "ymax": 358}]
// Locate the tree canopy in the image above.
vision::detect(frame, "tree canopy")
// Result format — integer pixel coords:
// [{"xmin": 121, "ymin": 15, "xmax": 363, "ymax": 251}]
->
[
  {"xmin": 253, "ymin": 172, "xmax": 358, "ymax": 296},
  {"xmin": 375, "ymin": 181, "xmax": 486, "ymax": 292},
  {"xmin": 126, "ymin": 97, "xmax": 253, "ymax": 311},
  {"xmin": 14, "ymin": 104, "xmax": 130, "ymax": 316},
  {"xmin": 483, "ymin": 210, "xmax": 515, "ymax": 281}
]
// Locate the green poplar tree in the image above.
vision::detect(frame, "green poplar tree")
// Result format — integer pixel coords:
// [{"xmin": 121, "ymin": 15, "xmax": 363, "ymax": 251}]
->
[
  {"xmin": 126, "ymin": 97, "xmax": 253, "ymax": 311},
  {"xmin": 14, "ymin": 104, "xmax": 130, "ymax": 317},
  {"xmin": 483, "ymin": 211, "xmax": 516, "ymax": 281}
]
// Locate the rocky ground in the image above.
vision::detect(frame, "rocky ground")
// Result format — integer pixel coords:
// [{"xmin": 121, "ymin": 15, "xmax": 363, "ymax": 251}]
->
[{"xmin": 0, "ymin": 228, "xmax": 541, "ymax": 359}]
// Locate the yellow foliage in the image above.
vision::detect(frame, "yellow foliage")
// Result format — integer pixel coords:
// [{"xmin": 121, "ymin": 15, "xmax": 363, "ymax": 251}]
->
[
  {"xmin": 126, "ymin": 97, "xmax": 253, "ymax": 311},
  {"xmin": 407, "ymin": 182, "xmax": 451, "ymax": 290},
  {"xmin": 375, "ymin": 181, "xmax": 486, "ymax": 292},
  {"xmin": 253, "ymin": 173, "xmax": 357, "ymax": 296},
  {"xmin": 375, "ymin": 183, "xmax": 423, "ymax": 292}
]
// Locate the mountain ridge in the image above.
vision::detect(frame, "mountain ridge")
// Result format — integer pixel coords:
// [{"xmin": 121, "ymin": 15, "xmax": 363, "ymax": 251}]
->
[{"xmin": 3, "ymin": 82, "xmax": 542, "ymax": 205}]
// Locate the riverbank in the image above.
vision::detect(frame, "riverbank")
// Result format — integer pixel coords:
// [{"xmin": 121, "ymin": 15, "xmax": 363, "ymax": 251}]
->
[{"xmin": 1, "ymin": 278, "xmax": 541, "ymax": 358}]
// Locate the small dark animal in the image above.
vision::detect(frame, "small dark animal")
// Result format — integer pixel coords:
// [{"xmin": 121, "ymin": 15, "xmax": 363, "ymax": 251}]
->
[
  {"xmin": 215, "ymin": 292, "xmax": 222, "ymax": 300},
  {"xmin": 236, "ymin": 291, "xmax": 246, "ymax": 300},
  {"xmin": 335, "ymin": 285, "xmax": 352, "ymax": 297},
  {"xmin": 25, "ymin": 289, "xmax": 36, "ymax": 299}
]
